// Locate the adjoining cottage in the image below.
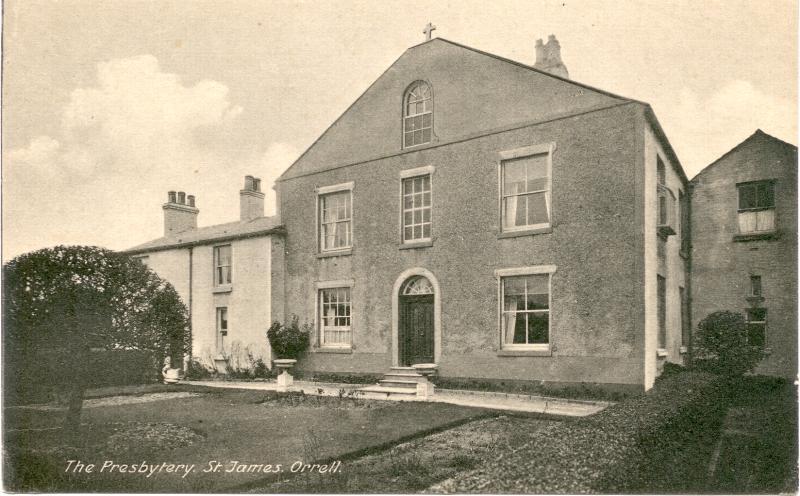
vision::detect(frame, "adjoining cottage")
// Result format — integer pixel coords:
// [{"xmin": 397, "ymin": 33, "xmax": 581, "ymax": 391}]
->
[
  {"xmin": 274, "ymin": 35, "xmax": 690, "ymax": 393},
  {"xmin": 126, "ymin": 176, "xmax": 285, "ymax": 371},
  {"xmin": 690, "ymin": 130, "xmax": 797, "ymax": 378}
]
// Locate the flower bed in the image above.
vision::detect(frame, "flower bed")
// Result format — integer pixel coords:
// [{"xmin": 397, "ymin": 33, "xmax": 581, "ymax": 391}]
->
[{"xmin": 433, "ymin": 370, "xmax": 731, "ymax": 494}]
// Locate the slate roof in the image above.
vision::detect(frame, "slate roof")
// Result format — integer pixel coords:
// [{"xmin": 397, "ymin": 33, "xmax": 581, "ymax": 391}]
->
[{"xmin": 125, "ymin": 216, "xmax": 284, "ymax": 255}]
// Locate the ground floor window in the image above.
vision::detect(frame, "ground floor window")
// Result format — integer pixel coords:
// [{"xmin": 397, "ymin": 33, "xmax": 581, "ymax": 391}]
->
[
  {"xmin": 657, "ymin": 275, "xmax": 666, "ymax": 349},
  {"xmin": 320, "ymin": 287, "xmax": 352, "ymax": 347},
  {"xmin": 498, "ymin": 269, "xmax": 552, "ymax": 349},
  {"xmin": 216, "ymin": 307, "xmax": 228, "ymax": 354},
  {"xmin": 745, "ymin": 307, "xmax": 767, "ymax": 347}
]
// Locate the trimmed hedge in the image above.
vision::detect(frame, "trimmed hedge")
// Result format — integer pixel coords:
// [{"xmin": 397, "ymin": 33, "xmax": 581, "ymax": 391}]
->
[
  {"xmin": 5, "ymin": 349, "xmax": 159, "ymax": 405},
  {"xmin": 433, "ymin": 370, "xmax": 731, "ymax": 494}
]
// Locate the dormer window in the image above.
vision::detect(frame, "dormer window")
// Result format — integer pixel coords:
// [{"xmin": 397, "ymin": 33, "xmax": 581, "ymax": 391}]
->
[{"xmin": 403, "ymin": 81, "xmax": 432, "ymax": 148}]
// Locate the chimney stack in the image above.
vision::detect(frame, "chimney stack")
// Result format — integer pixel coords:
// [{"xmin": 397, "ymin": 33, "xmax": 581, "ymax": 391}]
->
[
  {"xmin": 240, "ymin": 175, "xmax": 265, "ymax": 221},
  {"xmin": 534, "ymin": 34, "xmax": 569, "ymax": 79},
  {"xmin": 163, "ymin": 190, "xmax": 199, "ymax": 236}
]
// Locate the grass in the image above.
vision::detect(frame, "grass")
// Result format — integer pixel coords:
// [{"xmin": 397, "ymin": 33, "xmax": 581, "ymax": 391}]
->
[
  {"xmin": 3, "ymin": 385, "xmax": 487, "ymax": 492},
  {"xmin": 254, "ymin": 414, "xmax": 557, "ymax": 493},
  {"xmin": 709, "ymin": 376, "xmax": 798, "ymax": 493}
]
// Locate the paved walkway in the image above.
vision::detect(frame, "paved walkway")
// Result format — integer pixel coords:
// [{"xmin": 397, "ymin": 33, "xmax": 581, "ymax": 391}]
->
[{"xmin": 183, "ymin": 380, "xmax": 610, "ymax": 416}]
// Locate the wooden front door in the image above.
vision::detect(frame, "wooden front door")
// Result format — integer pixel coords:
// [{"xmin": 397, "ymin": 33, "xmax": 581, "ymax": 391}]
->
[{"xmin": 399, "ymin": 294, "xmax": 434, "ymax": 366}]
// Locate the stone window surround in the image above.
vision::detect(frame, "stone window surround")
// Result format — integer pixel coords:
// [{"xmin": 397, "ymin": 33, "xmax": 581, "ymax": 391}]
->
[
  {"xmin": 495, "ymin": 264, "xmax": 556, "ymax": 356},
  {"xmin": 402, "ymin": 80, "xmax": 433, "ymax": 149},
  {"xmin": 313, "ymin": 279, "xmax": 355, "ymax": 351},
  {"xmin": 212, "ymin": 244, "xmax": 233, "ymax": 292},
  {"xmin": 215, "ymin": 306, "xmax": 228, "ymax": 358},
  {"xmin": 497, "ymin": 142, "xmax": 556, "ymax": 238},
  {"xmin": 399, "ymin": 165, "xmax": 436, "ymax": 247},
  {"xmin": 315, "ymin": 181, "xmax": 355, "ymax": 257}
]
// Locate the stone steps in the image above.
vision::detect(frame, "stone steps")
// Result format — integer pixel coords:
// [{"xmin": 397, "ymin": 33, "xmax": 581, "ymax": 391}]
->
[{"xmin": 359, "ymin": 367, "xmax": 435, "ymax": 399}]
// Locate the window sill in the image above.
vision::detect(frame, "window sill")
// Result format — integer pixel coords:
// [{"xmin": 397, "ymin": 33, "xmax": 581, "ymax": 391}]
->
[
  {"xmin": 399, "ymin": 240, "xmax": 433, "ymax": 250},
  {"xmin": 213, "ymin": 285, "xmax": 232, "ymax": 294},
  {"xmin": 317, "ymin": 248, "xmax": 353, "ymax": 259},
  {"xmin": 679, "ymin": 346, "xmax": 688, "ymax": 355},
  {"xmin": 733, "ymin": 231, "xmax": 779, "ymax": 242},
  {"xmin": 497, "ymin": 226, "xmax": 552, "ymax": 239},
  {"xmin": 746, "ymin": 295, "xmax": 765, "ymax": 304},
  {"xmin": 497, "ymin": 348, "xmax": 552, "ymax": 357},
  {"xmin": 657, "ymin": 348, "xmax": 669, "ymax": 358},
  {"xmin": 312, "ymin": 347, "xmax": 353, "ymax": 354}
]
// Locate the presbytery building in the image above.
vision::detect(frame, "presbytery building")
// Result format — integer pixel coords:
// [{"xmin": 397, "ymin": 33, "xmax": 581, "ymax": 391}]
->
[{"xmin": 128, "ymin": 33, "xmax": 797, "ymax": 392}]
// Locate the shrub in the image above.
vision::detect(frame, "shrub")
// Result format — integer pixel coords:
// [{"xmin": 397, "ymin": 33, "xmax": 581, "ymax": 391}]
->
[
  {"xmin": 432, "ymin": 370, "xmax": 731, "ymax": 494},
  {"xmin": 184, "ymin": 359, "xmax": 213, "ymax": 380},
  {"xmin": 266, "ymin": 315, "xmax": 311, "ymax": 359},
  {"xmin": 694, "ymin": 310, "xmax": 765, "ymax": 376}
]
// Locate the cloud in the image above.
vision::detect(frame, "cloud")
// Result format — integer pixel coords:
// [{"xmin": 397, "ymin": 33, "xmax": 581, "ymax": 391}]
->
[
  {"xmin": 2, "ymin": 55, "xmax": 266, "ymax": 260},
  {"xmin": 664, "ymin": 80, "xmax": 796, "ymax": 178}
]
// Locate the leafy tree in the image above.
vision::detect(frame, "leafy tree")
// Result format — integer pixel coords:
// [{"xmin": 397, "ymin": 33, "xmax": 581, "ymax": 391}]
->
[
  {"xmin": 3, "ymin": 245, "xmax": 190, "ymax": 433},
  {"xmin": 693, "ymin": 310, "xmax": 765, "ymax": 376}
]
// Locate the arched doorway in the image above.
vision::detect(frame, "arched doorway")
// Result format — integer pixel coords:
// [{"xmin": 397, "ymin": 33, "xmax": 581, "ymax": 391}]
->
[{"xmin": 398, "ymin": 275, "xmax": 435, "ymax": 366}]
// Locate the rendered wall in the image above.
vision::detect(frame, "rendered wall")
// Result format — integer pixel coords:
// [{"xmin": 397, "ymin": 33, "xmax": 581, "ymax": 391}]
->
[
  {"xmin": 643, "ymin": 123, "xmax": 690, "ymax": 390},
  {"xmin": 135, "ymin": 235, "xmax": 275, "ymax": 370},
  {"xmin": 278, "ymin": 103, "xmax": 647, "ymax": 389}
]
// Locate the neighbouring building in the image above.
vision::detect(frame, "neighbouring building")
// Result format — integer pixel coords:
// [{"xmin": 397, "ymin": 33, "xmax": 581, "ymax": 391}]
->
[
  {"xmin": 273, "ymin": 35, "xmax": 690, "ymax": 393},
  {"xmin": 126, "ymin": 176, "xmax": 285, "ymax": 371},
  {"xmin": 690, "ymin": 130, "xmax": 798, "ymax": 378}
]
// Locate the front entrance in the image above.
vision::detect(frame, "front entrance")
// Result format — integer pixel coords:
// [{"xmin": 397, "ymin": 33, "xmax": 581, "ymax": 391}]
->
[{"xmin": 398, "ymin": 276, "xmax": 435, "ymax": 366}]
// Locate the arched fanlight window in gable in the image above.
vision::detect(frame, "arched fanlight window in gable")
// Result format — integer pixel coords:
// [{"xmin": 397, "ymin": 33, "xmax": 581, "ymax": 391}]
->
[
  {"xmin": 402, "ymin": 276, "xmax": 434, "ymax": 295},
  {"xmin": 403, "ymin": 81, "xmax": 432, "ymax": 148}
]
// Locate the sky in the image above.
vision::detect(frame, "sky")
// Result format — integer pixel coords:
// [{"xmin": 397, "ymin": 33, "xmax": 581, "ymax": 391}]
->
[{"xmin": 3, "ymin": 0, "xmax": 797, "ymax": 261}]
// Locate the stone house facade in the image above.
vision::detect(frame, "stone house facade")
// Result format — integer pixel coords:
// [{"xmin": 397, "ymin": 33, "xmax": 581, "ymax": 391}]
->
[
  {"xmin": 690, "ymin": 130, "xmax": 797, "ymax": 378},
  {"xmin": 273, "ymin": 37, "xmax": 690, "ymax": 393},
  {"xmin": 127, "ymin": 177, "xmax": 285, "ymax": 370},
  {"xmin": 127, "ymin": 37, "xmax": 795, "ymax": 390}
]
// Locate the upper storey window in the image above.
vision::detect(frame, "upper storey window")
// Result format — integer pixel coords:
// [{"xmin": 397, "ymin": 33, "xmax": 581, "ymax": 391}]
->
[
  {"xmin": 738, "ymin": 180, "xmax": 775, "ymax": 234},
  {"xmin": 403, "ymin": 82, "xmax": 432, "ymax": 148}
]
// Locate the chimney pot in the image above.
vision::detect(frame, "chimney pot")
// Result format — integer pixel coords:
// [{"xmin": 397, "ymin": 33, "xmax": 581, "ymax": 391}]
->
[
  {"xmin": 163, "ymin": 190, "xmax": 198, "ymax": 236},
  {"xmin": 533, "ymin": 34, "xmax": 569, "ymax": 79},
  {"xmin": 240, "ymin": 174, "xmax": 265, "ymax": 221}
]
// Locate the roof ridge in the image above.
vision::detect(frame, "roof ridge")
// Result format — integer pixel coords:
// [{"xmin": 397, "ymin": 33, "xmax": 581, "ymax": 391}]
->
[
  {"xmin": 277, "ymin": 37, "xmax": 642, "ymax": 183},
  {"xmin": 692, "ymin": 129, "xmax": 798, "ymax": 180},
  {"xmin": 432, "ymin": 37, "xmax": 641, "ymax": 105}
]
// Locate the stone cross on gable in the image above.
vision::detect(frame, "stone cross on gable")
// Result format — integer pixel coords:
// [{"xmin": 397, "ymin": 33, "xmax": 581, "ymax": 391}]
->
[{"xmin": 423, "ymin": 22, "xmax": 436, "ymax": 41}]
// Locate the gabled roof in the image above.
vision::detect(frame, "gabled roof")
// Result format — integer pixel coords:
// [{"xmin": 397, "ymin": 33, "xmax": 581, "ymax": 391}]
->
[
  {"xmin": 277, "ymin": 37, "xmax": 642, "ymax": 182},
  {"xmin": 432, "ymin": 38, "xmax": 640, "ymax": 104},
  {"xmin": 691, "ymin": 129, "xmax": 798, "ymax": 182},
  {"xmin": 125, "ymin": 216, "xmax": 284, "ymax": 255}
]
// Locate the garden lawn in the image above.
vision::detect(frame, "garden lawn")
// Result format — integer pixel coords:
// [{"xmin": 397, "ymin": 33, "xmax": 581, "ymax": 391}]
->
[
  {"xmin": 4, "ymin": 387, "xmax": 488, "ymax": 493},
  {"xmin": 250, "ymin": 414, "xmax": 558, "ymax": 493}
]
